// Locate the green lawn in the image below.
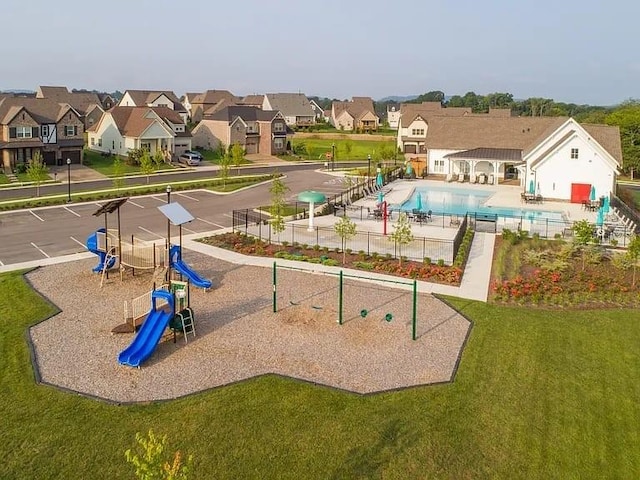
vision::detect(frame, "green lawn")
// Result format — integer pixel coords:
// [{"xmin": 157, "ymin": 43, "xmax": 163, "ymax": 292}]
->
[
  {"xmin": 290, "ymin": 137, "xmax": 397, "ymax": 162},
  {"xmin": 0, "ymin": 173, "xmax": 10, "ymax": 184},
  {"xmin": 2, "ymin": 270, "xmax": 640, "ymax": 478}
]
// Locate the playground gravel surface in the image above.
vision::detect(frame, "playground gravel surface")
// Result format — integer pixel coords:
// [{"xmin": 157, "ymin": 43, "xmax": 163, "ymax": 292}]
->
[{"xmin": 27, "ymin": 253, "xmax": 471, "ymax": 402}]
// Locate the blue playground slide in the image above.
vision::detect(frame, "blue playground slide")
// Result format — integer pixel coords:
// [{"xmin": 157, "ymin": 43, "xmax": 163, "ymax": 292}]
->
[
  {"xmin": 169, "ymin": 245, "xmax": 212, "ymax": 289},
  {"xmin": 86, "ymin": 228, "xmax": 116, "ymax": 273},
  {"xmin": 118, "ymin": 289, "xmax": 175, "ymax": 368}
]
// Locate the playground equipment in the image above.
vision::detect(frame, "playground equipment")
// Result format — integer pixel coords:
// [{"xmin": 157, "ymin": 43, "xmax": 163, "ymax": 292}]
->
[
  {"xmin": 272, "ymin": 262, "xmax": 419, "ymax": 340},
  {"xmin": 118, "ymin": 281, "xmax": 196, "ymax": 367},
  {"xmin": 86, "ymin": 228, "xmax": 116, "ymax": 273},
  {"xmin": 169, "ymin": 245, "xmax": 212, "ymax": 289},
  {"xmin": 118, "ymin": 289, "xmax": 175, "ymax": 367}
]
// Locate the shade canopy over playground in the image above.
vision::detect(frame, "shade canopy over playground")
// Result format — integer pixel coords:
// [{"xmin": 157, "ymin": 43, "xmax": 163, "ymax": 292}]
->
[{"xmin": 297, "ymin": 190, "xmax": 326, "ymax": 231}]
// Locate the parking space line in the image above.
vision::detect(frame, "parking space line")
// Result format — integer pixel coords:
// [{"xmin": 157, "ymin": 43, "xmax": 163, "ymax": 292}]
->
[
  {"xmin": 138, "ymin": 226, "xmax": 164, "ymax": 239},
  {"xmin": 151, "ymin": 196, "xmax": 166, "ymax": 203},
  {"xmin": 182, "ymin": 226, "xmax": 197, "ymax": 234},
  {"xmin": 64, "ymin": 206, "xmax": 81, "ymax": 217},
  {"xmin": 29, "ymin": 210, "xmax": 45, "ymax": 222},
  {"xmin": 128, "ymin": 200, "xmax": 145, "ymax": 209},
  {"xmin": 176, "ymin": 192, "xmax": 199, "ymax": 201},
  {"xmin": 70, "ymin": 236, "xmax": 85, "ymax": 248},
  {"xmin": 31, "ymin": 242, "xmax": 50, "ymax": 258},
  {"xmin": 197, "ymin": 217, "xmax": 226, "ymax": 228}
]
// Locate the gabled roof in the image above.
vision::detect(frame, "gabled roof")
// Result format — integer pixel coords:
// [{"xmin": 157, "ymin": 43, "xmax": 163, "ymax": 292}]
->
[
  {"xmin": 206, "ymin": 105, "xmax": 282, "ymax": 124},
  {"xmin": 239, "ymin": 94, "xmax": 264, "ymax": 106},
  {"xmin": 35, "ymin": 85, "xmax": 105, "ymax": 115},
  {"xmin": 445, "ymin": 148, "xmax": 522, "ymax": 161},
  {"xmin": 122, "ymin": 90, "xmax": 187, "ymax": 113},
  {"xmin": 0, "ymin": 96, "xmax": 82, "ymax": 125},
  {"xmin": 105, "ymin": 106, "xmax": 181, "ymax": 137},
  {"xmin": 332, "ymin": 97, "xmax": 378, "ymax": 122},
  {"xmin": 190, "ymin": 89, "xmax": 239, "ymax": 106},
  {"xmin": 264, "ymin": 93, "xmax": 315, "ymax": 117},
  {"xmin": 400, "ymin": 102, "xmax": 472, "ymax": 125}
]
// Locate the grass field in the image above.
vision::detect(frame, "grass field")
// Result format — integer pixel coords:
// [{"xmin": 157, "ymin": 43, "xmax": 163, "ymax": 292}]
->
[
  {"xmin": 2, "ymin": 269, "xmax": 640, "ymax": 478},
  {"xmin": 289, "ymin": 137, "xmax": 398, "ymax": 162}
]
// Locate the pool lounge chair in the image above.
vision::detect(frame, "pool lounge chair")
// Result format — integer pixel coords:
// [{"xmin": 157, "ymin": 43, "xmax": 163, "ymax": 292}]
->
[
  {"xmin": 470, "ymin": 174, "xmax": 477, "ymax": 184},
  {"xmin": 479, "ymin": 174, "xmax": 486, "ymax": 184},
  {"xmin": 457, "ymin": 173, "xmax": 465, "ymax": 183},
  {"xmin": 446, "ymin": 173, "xmax": 454, "ymax": 182}
]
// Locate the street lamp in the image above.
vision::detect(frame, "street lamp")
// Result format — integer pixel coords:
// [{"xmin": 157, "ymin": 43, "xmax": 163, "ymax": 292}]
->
[
  {"xmin": 66, "ymin": 158, "xmax": 71, "ymax": 202},
  {"xmin": 166, "ymin": 185, "xmax": 172, "ymax": 276},
  {"xmin": 331, "ymin": 143, "xmax": 335, "ymax": 171},
  {"xmin": 367, "ymin": 154, "xmax": 371, "ymax": 180}
]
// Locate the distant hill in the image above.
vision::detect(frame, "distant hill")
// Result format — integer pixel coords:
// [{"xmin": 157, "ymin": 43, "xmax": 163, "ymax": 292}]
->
[
  {"xmin": 2, "ymin": 89, "xmax": 35, "ymax": 94},
  {"xmin": 377, "ymin": 95, "xmax": 419, "ymax": 103}
]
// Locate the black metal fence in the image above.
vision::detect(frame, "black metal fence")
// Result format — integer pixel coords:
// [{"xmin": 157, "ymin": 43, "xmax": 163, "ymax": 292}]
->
[{"xmin": 232, "ymin": 208, "xmax": 460, "ymax": 264}]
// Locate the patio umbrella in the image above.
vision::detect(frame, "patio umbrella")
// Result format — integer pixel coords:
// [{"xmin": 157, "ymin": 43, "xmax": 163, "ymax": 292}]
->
[
  {"xmin": 528, "ymin": 180, "xmax": 535, "ymax": 194},
  {"xmin": 596, "ymin": 207, "xmax": 604, "ymax": 227},
  {"xmin": 376, "ymin": 170, "xmax": 384, "ymax": 187},
  {"xmin": 377, "ymin": 190, "xmax": 384, "ymax": 206},
  {"xmin": 590, "ymin": 185, "xmax": 596, "ymax": 201},
  {"xmin": 602, "ymin": 195, "xmax": 610, "ymax": 214},
  {"xmin": 297, "ymin": 190, "xmax": 327, "ymax": 231},
  {"xmin": 416, "ymin": 192, "xmax": 423, "ymax": 211},
  {"xmin": 406, "ymin": 162, "xmax": 413, "ymax": 177}
]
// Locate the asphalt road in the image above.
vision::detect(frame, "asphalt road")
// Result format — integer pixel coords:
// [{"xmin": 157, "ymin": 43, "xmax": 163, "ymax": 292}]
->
[{"xmin": 0, "ymin": 168, "xmax": 354, "ymax": 267}]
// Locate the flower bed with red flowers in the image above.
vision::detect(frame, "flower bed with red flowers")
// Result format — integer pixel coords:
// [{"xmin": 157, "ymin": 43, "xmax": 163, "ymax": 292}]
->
[
  {"xmin": 491, "ymin": 236, "xmax": 640, "ymax": 308},
  {"xmin": 200, "ymin": 231, "xmax": 469, "ymax": 286}
]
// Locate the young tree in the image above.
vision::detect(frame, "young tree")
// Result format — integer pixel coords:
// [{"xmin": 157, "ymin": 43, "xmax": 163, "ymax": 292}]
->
[
  {"xmin": 390, "ymin": 212, "xmax": 414, "ymax": 266},
  {"xmin": 139, "ymin": 149, "xmax": 154, "ymax": 184},
  {"xmin": 231, "ymin": 142, "xmax": 244, "ymax": 175},
  {"xmin": 125, "ymin": 429, "xmax": 193, "ymax": 480},
  {"xmin": 626, "ymin": 234, "xmax": 640, "ymax": 286},
  {"xmin": 304, "ymin": 143, "xmax": 313, "ymax": 160},
  {"xmin": 26, "ymin": 151, "xmax": 48, "ymax": 197},
  {"xmin": 269, "ymin": 174, "xmax": 290, "ymax": 239},
  {"xmin": 153, "ymin": 149, "xmax": 165, "ymax": 169},
  {"xmin": 112, "ymin": 156, "xmax": 125, "ymax": 190},
  {"xmin": 572, "ymin": 219, "xmax": 596, "ymax": 270},
  {"xmin": 344, "ymin": 140, "xmax": 353, "ymax": 159},
  {"xmin": 218, "ymin": 151, "xmax": 232, "ymax": 189},
  {"xmin": 334, "ymin": 215, "xmax": 357, "ymax": 264}
]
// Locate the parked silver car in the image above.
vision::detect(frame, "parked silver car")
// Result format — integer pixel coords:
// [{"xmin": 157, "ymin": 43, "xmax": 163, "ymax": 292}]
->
[{"xmin": 178, "ymin": 152, "xmax": 201, "ymax": 166}]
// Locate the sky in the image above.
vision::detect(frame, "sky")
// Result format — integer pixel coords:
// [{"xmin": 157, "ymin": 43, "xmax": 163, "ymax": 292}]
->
[{"xmin": 1, "ymin": 0, "xmax": 638, "ymax": 106}]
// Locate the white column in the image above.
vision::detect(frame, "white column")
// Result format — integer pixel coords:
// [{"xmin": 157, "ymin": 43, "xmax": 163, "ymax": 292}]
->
[{"xmin": 307, "ymin": 202, "xmax": 315, "ymax": 231}]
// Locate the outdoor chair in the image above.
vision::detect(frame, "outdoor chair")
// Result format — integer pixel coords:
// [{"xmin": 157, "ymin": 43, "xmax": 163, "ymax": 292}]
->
[
  {"xmin": 457, "ymin": 173, "xmax": 465, "ymax": 183},
  {"xmin": 479, "ymin": 174, "xmax": 486, "ymax": 184},
  {"xmin": 446, "ymin": 173, "xmax": 454, "ymax": 182},
  {"xmin": 450, "ymin": 214, "xmax": 461, "ymax": 226}
]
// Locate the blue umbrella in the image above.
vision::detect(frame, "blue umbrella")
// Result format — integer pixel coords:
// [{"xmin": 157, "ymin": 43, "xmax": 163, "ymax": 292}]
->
[
  {"xmin": 590, "ymin": 185, "xmax": 596, "ymax": 201},
  {"xmin": 596, "ymin": 207, "xmax": 604, "ymax": 227},
  {"xmin": 528, "ymin": 180, "xmax": 535, "ymax": 194},
  {"xmin": 416, "ymin": 192, "xmax": 423, "ymax": 211},
  {"xmin": 603, "ymin": 195, "xmax": 610, "ymax": 214},
  {"xmin": 376, "ymin": 171, "xmax": 384, "ymax": 187},
  {"xmin": 406, "ymin": 163, "xmax": 413, "ymax": 176}
]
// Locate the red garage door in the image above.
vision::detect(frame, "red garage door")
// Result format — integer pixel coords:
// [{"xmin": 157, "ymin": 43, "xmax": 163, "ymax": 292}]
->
[{"xmin": 571, "ymin": 183, "xmax": 591, "ymax": 203}]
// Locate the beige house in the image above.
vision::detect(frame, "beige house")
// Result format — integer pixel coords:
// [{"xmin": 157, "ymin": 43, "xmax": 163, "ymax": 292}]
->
[
  {"xmin": 192, "ymin": 106, "xmax": 288, "ymax": 155},
  {"xmin": 86, "ymin": 106, "xmax": 191, "ymax": 160},
  {"xmin": 118, "ymin": 90, "xmax": 189, "ymax": 124},
  {"xmin": 330, "ymin": 97, "xmax": 379, "ymax": 132},
  {"xmin": 36, "ymin": 85, "xmax": 113, "ymax": 130},
  {"xmin": 189, "ymin": 90, "xmax": 239, "ymax": 123},
  {"xmin": 262, "ymin": 93, "xmax": 315, "ymax": 128},
  {"xmin": 0, "ymin": 96, "xmax": 85, "ymax": 170}
]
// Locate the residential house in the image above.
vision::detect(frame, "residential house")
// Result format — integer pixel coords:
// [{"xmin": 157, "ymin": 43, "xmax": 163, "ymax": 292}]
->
[
  {"xmin": 402, "ymin": 113, "xmax": 621, "ymax": 202},
  {"xmin": 0, "ymin": 96, "xmax": 85, "ymax": 171},
  {"xmin": 386, "ymin": 104, "xmax": 401, "ymax": 129},
  {"xmin": 189, "ymin": 90, "xmax": 240, "ymax": 123},
  {"xmin": 330, "ymin": 97, "xmax": 379, "ymax": 132},
  {"xmin": 118, "ymin": 90, "xmax": 189, "ymax": 124},
  {"xmin": 262, "ymin": 93, "xmax": 315, "ymax": 128},
  {"xmin": 181, "ymin": 92, "xmax": 201, "ymax": 120},
  {"xmin": 309, "ymin": 99, "xmax": 325, "ymax": 121},
  {"xmin": 36, "ymin": 86, "xmax": 113, "ymax": 130},
  {"xmin": 239, "ymin": 94, "xmax": 264, "ymax": 108},
  {"xmin": 86, "ymin": 106, "xmax": 192, "ymax": 160},
  {"xmin": 192, "ymin": 106, "xmax": 288, "ymax": 155}
]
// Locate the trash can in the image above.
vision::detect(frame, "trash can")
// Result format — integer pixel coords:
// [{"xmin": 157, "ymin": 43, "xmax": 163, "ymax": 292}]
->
[{"xmin": 57, "ymin": 158, "xmax": 63, "ymax": 166}]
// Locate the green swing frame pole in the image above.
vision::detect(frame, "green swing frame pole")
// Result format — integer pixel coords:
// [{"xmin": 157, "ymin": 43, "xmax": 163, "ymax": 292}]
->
[
  {"xmin": 412, "ymin": 279, "xmax": 417, "ymax": 340},
  {"xmin": 273, "ymin": 261, "xmax": 277, "ymax": 313},
  {"xmin": 338, "ymin": 270, "xmax": 344, "ymax": 325}
]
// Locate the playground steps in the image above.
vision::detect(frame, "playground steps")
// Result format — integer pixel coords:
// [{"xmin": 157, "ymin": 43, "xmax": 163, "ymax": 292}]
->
[{"xmin": 172, "ymin": 307, "xmax": 196, "ymax": 344}]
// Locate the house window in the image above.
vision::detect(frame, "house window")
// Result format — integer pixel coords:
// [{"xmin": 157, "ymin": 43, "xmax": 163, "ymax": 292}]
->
[
  {"xmin": 98, "ymin": 138, "xmax": 102, "ymax": 147},
  {"xmin": 571, "ymin": 148, "xmax": 579, "ymax": 159},
  {"xmin": 274, "ymin": 138, "xmax": 284, "ymax": 149},
  {"xmin": 91, "ymin": 138, "xmax": 95, "ymax": 146},
  {"xmin": 273, "ymin": 123, "xmax": 284, "ymax": 132},
  {"xmin": 65, "ymin": 125, "xmax": 77, "ymax": 136},
  {"xmin": 16, "ymin": 126, "xmax": 33, "ymax": 138},
  {"xmin": 411, "ymin": 128, "xmax": 425, "ymax": 136},
  {"xmin": 433, "ymin": 160, "xmax": 445, "ymax": 173},
  {"xmin": 41, "ymin": 125, "xmax": 49, "ymax": 137}
]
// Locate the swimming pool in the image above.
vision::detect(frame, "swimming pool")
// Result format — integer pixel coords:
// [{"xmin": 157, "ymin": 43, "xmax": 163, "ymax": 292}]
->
[{"xmin": 396, "ymin": 185, "xmax": 565, "ymax": 222}]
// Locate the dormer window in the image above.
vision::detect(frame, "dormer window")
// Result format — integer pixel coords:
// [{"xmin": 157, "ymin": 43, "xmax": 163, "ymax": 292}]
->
[
  {"xmin": 571, "ymin": 148, "xmax": 579, "ymax": 159},
  {"xmin": 41, "ymin": 125, "xmax": 49, "ymax": 137}
]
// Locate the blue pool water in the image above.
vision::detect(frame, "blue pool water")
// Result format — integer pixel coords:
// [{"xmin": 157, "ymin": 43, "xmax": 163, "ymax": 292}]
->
[{"xmin": 397, "ymin": 186, "xmax": 565, "ymax": 222}]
